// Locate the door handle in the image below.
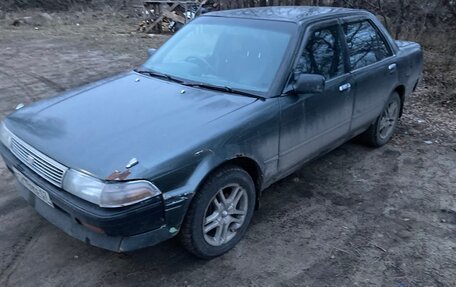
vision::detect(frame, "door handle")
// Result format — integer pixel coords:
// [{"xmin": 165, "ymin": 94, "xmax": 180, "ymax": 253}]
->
[
  {"xmin": 388, "ymin": 63, "xmax": 397, "ymax": 72},
  {"xmin": 339, "ymin": 83, "xmax": 351, "ymax": 92}
]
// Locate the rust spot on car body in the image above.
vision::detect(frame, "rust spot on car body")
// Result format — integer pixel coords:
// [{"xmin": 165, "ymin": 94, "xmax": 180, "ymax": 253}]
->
[{"xmin": 107, "ymin": 170, "xmax": 131, "ymax": 180}]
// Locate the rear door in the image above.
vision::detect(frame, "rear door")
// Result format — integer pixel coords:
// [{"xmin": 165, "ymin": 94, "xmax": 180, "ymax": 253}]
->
[
  {"xmin": 340, "ymin": 17, "xmax": 398, "ymax": 132},
  {"xmin": 278, "ymin": 19, "xmax": 354, "ymax": 173}
]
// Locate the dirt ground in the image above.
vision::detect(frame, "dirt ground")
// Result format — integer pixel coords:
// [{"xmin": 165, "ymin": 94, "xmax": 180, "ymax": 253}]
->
[{"xmin": 0, "ymin": 12, "xmax": 455, "ymax": 287}]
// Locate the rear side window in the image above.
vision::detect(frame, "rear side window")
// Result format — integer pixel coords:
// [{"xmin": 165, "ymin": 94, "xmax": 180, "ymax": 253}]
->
[
  {"xmin": 298, "ymin": 25, "xmax": 345, "ymax": 80},
  {"xmin": 343, "ymin": 20, "xmax": 392, "ymax": 70}
]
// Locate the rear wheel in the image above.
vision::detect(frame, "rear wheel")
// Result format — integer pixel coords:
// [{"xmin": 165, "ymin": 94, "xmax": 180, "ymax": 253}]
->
[
  {"xmin": 361, "ymin": 92, "xmax": 401, "ymax": 147},
  {"xmin": 179, "ymin": 166, "xmax": 255, "ymax": 259}
]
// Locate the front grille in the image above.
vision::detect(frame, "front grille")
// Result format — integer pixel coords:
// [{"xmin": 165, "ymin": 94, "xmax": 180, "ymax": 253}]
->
[{"xmin": 10, "ymin": 136, "xmax": 68, "ymax": 187}]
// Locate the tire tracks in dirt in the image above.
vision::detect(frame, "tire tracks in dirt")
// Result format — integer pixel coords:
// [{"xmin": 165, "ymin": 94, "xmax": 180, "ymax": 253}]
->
[
  {"xmin": 0, "ymin": 68, "xmax": 35, "ymax": 102},
  {"xmin": 0, "ymin": 64, "xmax": 64, "ymax": 286},
  {"xmin": 24, "ymin": 71, "xmax": 66, "ymax": 93},
  {"xmin": 0, "ymin": 64, "xmax": 66, "ymax": 104},
  {"xmin": 0, "ymin": 221, "xmax": 44, "ymax": 287},
  {"xmin": 279, "ymin": 155, "xmax": 402, "ymax": 286}
]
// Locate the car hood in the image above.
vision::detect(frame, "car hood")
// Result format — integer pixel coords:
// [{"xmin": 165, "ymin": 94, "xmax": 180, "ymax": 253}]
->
[{"xmin": 5, "ymin": 72, "xmax": 257, "ymax": 180}]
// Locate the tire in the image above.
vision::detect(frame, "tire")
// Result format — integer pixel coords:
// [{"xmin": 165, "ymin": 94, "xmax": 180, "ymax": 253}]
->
[
  {"xmin": 361, "ymin": 92, "xmax": 401, "ymax": 147},
  {"xmin": 179, "ymin": 166, "xmax": 256, "ymax": 259}
]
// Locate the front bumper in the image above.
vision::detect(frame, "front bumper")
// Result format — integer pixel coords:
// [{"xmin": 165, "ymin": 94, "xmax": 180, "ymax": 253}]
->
[{"xmin": 0, "ymin": 143, "xmax": 192, "ymax": 252}]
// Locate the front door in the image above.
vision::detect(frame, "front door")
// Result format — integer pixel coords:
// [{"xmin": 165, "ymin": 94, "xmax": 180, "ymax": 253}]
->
[{"xmin": 278, "ymin": 20, "xmax": 354, "ymax": 173}]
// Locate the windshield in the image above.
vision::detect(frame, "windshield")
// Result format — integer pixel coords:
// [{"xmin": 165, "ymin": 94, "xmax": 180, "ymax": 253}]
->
[{"xmin": 143, "ymin": 17, "xmax": 297, "ymax": 95}]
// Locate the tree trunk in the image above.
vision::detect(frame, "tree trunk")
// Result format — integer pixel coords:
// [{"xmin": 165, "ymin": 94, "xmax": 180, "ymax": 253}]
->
[{"xmin": 395, "ymin": 0, "xmax": 405, "ymax": 38}]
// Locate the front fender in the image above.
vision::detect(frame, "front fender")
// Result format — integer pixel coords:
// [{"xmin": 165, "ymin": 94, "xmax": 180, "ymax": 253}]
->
[
  {"xmin": 156, "ymin": 149, "xmax": 263, "ymax": 231},
  {"xmin": 151, "ymin": 99, "xmax": 280, "ymax": 231}
]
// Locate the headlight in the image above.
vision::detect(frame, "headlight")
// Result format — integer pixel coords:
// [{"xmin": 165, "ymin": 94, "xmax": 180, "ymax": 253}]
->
[
  {"xmin": 63, "ymin": 169, "xmax": 161, "ymax": 208},
  {"xmin": 0, "ymin": 121, "xmax": 12, "ymax": 148}
]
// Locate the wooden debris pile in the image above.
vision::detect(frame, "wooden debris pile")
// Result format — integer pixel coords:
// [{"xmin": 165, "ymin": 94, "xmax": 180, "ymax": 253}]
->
[{"xmin": 136, "ymin": 0, "xmax": 216, "ymax": 33}]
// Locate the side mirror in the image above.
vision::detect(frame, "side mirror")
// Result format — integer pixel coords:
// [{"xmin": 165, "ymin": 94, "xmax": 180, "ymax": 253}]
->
[
  {"xmin": 148, "ymin": 48, "xmax": 157, "ymax": 57},
  {"xmin": 293, "ymin": 73, "xmax": 325, "ymax": 94}
]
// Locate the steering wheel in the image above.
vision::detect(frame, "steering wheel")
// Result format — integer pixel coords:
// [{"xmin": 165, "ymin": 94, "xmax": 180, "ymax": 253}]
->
[{"xmin": 185, "ymin": 56, "xmax": 216, "ymax": 75}]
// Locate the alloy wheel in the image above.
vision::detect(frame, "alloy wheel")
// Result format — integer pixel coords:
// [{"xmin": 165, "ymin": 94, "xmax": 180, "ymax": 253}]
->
[
  {"xmin": 202, "ymin": 184, "xmax": 248, "ymax": 246},
  {"xmin": 378, "ymin": 99, "xmax": 399, "ymax": 140}
]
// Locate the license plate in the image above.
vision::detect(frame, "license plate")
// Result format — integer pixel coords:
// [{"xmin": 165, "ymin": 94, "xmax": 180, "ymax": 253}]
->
[{"xmin": 13, "ymin": 168, "xmax": 54, "ymax": 208}]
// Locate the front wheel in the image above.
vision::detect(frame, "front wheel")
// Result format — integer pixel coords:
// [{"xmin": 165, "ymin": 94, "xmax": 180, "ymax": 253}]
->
[
  {"xmin": 361, "ymin": 92, "xmax": 401, "ymax": 147},
  {"xmin": 179, "ymin": 166, "xmax": 256, "ymax": 259}
]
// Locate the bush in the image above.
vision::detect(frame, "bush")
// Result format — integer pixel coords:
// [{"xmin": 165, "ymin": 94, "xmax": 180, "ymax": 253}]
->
[{"xmin": 0, "ymin": 0, "xmax": 127, "ymax": 11}]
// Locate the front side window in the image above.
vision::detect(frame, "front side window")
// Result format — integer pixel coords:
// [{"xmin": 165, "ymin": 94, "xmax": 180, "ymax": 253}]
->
[
  {"xmin": 343, "ymin": 20, "xmax": 392, "ymax": 70},
  {"xmin": 298, "ymin": 25, "xmax": 345, "ymax": 80}
]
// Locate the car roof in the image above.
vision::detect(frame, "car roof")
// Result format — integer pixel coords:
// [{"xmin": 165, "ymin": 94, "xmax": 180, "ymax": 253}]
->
[{"xmin": 204, "ymin": 6, "xmax": 367, "ymax": 23}]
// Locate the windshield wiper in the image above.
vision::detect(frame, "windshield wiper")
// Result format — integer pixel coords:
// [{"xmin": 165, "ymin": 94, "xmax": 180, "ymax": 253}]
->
[
  {"xmin": 134, "ymin": 70, "xmax": 265, "ymax": 100},
  {"xmin": 134, "ymin": 69, "xmax": 184, "ymax": 84},
  {"xmin": 182, "ymin": 82, "xmax": 265, "ymax": 100}
]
